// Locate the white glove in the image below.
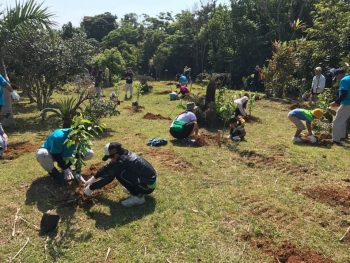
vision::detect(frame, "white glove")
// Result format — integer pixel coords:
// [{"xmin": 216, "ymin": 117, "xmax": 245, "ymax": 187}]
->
[
  {"xmin": 64, "ymin": 168, "xmax": 74, "ymax": 181},
  {"xmin": 10, "ymin": 90, "xmax": 20, "ymax": 101},
  {"xmin": 84, "ymin": 186, "xmax": 93, "ymax": 196},
  {"xmin": 84, "ymin": 176, "xmax": 97, "ymax": 187},
  {"xmin": 74, "ymin": 173, "xmax": 86, "ymax": 183},
  {"xmin": 309, "ymin": 135, "xmax": 317, "ymax": 144}
]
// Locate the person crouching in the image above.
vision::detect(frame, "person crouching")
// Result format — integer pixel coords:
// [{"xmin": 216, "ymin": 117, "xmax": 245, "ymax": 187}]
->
[
  {"xmin": 288, "ymin": 108, "xmax": 323, "ymax": 143},
  {"xmin": 169, "ymin": 102, "xmax": 199, "ymax": 140},
  {"xmin": 228, "ymin": 116, "xmax": 246, "ymax": 141},
  {"xmin": 36, "ymin": 128, "xmax": 94, "ymax": 185},
  {"xmin": 84, "ymin": 143, "xmax": 157, "ymax": 207}
]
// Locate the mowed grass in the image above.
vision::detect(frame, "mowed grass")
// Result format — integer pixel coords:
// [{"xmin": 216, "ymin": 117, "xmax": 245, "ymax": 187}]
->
[{"xmin": 1, "ymin": 81, "xmax": 350, "ymax": 262}]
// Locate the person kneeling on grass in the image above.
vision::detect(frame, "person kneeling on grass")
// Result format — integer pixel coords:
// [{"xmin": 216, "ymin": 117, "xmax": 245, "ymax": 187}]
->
[
  {"xmin": 83, "ymin": 142, "xmax": 157, "ymax": 207},
  {"xmin": 228, "ymin": 116, "xmax": 246, "ymax": 141},
  {"xmin": 176, "ymin": 83, "xmax": 190, "ymax": 98},
  {"xmin": 36, "ymin": 128, "xmax": 94, "ymax": 185},
  {"xmin": 169, "ymin": 102, "xmax": 199, "ymax": 140},
  {"xmin": 288, "ymin": 108, "xmax": 323, "ymax": 144}
]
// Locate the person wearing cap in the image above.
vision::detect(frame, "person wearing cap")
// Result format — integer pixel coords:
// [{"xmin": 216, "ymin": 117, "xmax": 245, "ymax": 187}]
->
[
  {"xmin": 310, "ymin": 67, "xmax": 326, "ymax": 101},
  {"xmin": 330, "ymin": 68, "xmax": 350, "ymax": 145},
  {"xmin": 36, "ymin": 128, "xmax": 94, "ymax": 185},
  {"xmin": 83, "ymin": 142, "xmax": 157, "ymax": 207},
  {"xmin": 234, "ymin": 94, "xmax": 249, "ymax": 117},
  {"xmin": 228, "ymin": 115, "xmax": 246, "ymax": 141},
  {"xmin": 169, "ymin": 102, "xmax": 199, "ymax": 140},
  {"xmin": 288, "ymin": 108, "xmax": 324, "ymax": 143}
]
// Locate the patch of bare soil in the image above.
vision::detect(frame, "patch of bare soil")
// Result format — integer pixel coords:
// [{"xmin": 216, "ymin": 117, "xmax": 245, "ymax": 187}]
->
[
  {"xmin": 304, "ymin": 185, "xmax": 350, "ymax": 209},
  {"xmin": 72, "ymin": 163, "xmax": 118, "ymax": 208},
  {"xmin": 155, "ymin": 90, "xmax": 172, "ymax": 95},
  {"xmin": 242, "ymin": 234, "xmax": 333, "ymax": 263},
  {"xmin": 143, "ymin": 112, "xmax": 171, "ymax": 120},
  {"xmin": 234, "ymin": 150, "xmax": 317, "ymax": 177},
  {"xmin": 195, "ymin": 133, "xmax": 229, "ymax": 147},
  {"xmin": 166, "ymin": 82, "xmax": 176, "ymax": 86},
  {"xmin": 145, "ymin": 148, "xmax": 192, "ymax": 170},
  {"xmin": 1, "ymin": 141, "xmax": 39, "ymax": 160}
]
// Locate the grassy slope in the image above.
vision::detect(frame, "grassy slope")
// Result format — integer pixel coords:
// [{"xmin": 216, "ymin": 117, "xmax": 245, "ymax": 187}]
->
[{"xmin": 0, "ymin": 81, "xmax": 349, "ymax": 262}]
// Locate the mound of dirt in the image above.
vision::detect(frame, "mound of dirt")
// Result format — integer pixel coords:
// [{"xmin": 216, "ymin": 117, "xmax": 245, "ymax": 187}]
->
[
  {"xmin": 74, "ymin": 163, "xmax": 118, "ymax": 208},
  {"xmin": 143, "ymin": 113, "xmax": 171, "ymax": 120},
  {"xmin": 243, "ymin": 234, "xmax": 333, "ymax": 263},
  {"xmin": 155, "ymin": 90, "xmax": 172, "ymax": 95},
  {"xmin": 146, "ymin": 148, "xmax": 192, "ymax": 170},
  {"xmin": 1, "ymin": 141, "xmax": 39, "ymax": 160},
  {"xmin": 123, "ymin": 105, "xmax": 145, "ymax": 113},
  {"xmin": 304, "ymin": 185, "xmax": 350, "ymax": 209}
]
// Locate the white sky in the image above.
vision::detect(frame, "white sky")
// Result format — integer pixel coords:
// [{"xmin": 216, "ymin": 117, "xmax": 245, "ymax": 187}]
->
[{"xmin": 3, "ymin": 0, "xmax": 230, "ymax": 27}]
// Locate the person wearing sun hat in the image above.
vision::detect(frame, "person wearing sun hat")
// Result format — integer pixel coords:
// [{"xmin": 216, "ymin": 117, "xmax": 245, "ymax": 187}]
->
[
  {"xmin": 329, "ymin": 68, "xmax": 350, "ymax": 145},
  {"xmin": 84, "ymin": 142, "xmax": 157, "ymax": 207},
  {"xmin": 169, "ymin": 102, "xmax": 199, "ymax": 140},
  {"xmin": 288, "ymin": 108, "xmax": 324, "ymax": 143}
]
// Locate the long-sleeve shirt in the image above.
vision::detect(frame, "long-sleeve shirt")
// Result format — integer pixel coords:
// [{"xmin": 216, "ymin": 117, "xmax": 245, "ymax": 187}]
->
[
  {"xmin": 311, "ymin": 74, "xmax": 326, "ymax": 94},
  {"xmin": 234, "ymin": 96, "xmax": 249, "ymax": 116},
  {"xmin": 90, "ymin": 151, "xmax": 157, "ymax": 190}
]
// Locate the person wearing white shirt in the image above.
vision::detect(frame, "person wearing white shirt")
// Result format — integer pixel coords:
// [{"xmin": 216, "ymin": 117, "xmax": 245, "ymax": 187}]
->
[{"xmin": 310, "ymin": 67, "xmax": 326, "ymax": 101}]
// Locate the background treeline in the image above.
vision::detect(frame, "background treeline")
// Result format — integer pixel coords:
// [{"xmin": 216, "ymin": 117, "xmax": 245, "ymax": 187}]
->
[{"xmin": 2, "ymin": 0, "xmax": 350, "ymax": 106}]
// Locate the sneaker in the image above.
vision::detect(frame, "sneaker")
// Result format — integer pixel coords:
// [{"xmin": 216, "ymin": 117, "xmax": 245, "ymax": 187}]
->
[
  {"xmin": 121, "ymin": 195, "xmax": 145, "ymax": 207},
  {"xmin": 292, "ymin": 137, "xmax": 303, "ymax": 143}
]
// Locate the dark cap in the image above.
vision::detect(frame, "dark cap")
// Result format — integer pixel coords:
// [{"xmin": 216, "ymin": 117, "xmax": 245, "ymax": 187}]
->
[{"xmin": 102, "ymin": 142, "xmax": 124, "ymax": 161}]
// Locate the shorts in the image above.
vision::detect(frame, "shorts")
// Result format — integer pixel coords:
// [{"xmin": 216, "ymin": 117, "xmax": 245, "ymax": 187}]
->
[
  {"xmin": 288, "ymin": 115, "xmax": 306, "ymax": 130},
  {"xmin": 169, "ymin": 122, "xmax": 195, "ymax": 139}
]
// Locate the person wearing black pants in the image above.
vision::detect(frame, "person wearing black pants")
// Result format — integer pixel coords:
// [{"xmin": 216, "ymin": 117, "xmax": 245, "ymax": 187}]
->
[{"xmin": 84, "ymin": 142, "xmax": 157, "ymax": 207}]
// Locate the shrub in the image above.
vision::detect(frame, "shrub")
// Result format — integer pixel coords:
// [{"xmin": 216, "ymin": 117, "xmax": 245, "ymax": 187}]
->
[{"xmin": 84, "ymin": 98, "xmax": 119, "ymax": 125}]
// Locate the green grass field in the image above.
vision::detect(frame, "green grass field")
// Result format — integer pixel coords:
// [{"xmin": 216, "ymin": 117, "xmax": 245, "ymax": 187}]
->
[{"xmin": 1, "ymin": 81, "xmax": 349, "ymax": 262}]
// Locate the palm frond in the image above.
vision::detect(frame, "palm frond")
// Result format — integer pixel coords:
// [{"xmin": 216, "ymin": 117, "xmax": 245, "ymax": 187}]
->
[{"xmin": 3, "ymin": 0, "xmax": 55, "ymax": 34}]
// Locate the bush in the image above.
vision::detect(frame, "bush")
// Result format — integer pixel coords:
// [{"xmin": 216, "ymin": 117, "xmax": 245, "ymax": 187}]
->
[{"xmin": 84, "ymin": 98, "xmax": 119, "ymax": 125}]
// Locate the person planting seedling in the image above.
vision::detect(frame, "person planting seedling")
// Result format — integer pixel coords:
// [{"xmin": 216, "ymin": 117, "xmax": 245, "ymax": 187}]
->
[
  {"xmin": 228, "ymin": 115, "xmax": 246, "ymax": 141},
  {"xmin": 288, "ymin": 108, "xmax": 324, "ymax": 144},
  {"xmin": 36, "ymin": 127, "xmax": 94, "ymax": 185},
  {"xmin": 234, "ymin": 94, "xmax": 249, "ymax": 118},
  {"xmin": 84, "ymin": 142, "xmax": 157, "ymax": 207}
]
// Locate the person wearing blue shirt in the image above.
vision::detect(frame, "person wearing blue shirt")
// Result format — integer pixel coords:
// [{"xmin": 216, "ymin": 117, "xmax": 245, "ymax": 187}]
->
[
  {"xmin": 36, "ymin": 129, "xmax": 94, "ymax": 185},
  {"xmin": 330, "ymin": 68, "xmax": 350, "ymax": 145},
  {"xmin": 179, "ymin": 74, "xmax": 187, "ymax": 85},
  {"xmin": 0, "ymin": 74, "xmax": 20, "ymax": 115}
]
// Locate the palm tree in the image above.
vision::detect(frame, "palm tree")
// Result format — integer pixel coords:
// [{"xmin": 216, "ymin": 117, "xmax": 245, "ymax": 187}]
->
[{"xmin": 0, "ymin": 0, "xmax": 54, "ymax": 121}]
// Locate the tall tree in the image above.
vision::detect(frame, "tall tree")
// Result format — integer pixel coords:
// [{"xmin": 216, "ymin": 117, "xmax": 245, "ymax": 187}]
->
[
  {"xmin": 81, "ymin": 12, "xmax": 117, "ymax": 42},
  {"xmin": 0, "ymin": 0, "xmax": 54, "ymax": 120}
]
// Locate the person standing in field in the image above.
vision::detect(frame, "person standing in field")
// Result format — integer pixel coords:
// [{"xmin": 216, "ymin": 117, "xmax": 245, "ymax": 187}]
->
[
  {"xmin": 310, "ymin": 66, "xmax": 326, "ymax": 102},
  {"xmin": 330, "ymin": 68, "xmax": 350, "ymax": 145},
  {"xmin": 124, "ymin": 67, "xmax": 134, "ymax": 100}
]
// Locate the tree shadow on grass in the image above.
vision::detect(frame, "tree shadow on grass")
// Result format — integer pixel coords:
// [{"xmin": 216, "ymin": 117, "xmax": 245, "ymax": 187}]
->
[
  {"xmin": 5, "ymin": 115, "xmax": 59, "ymax": 134},
  {"xmin": 25, "ymin": 176, "xmax": 90, "ymax": 261},
  {"xmin": 85, "ymin": 195, "xmax": 156, "ymax": 230}
]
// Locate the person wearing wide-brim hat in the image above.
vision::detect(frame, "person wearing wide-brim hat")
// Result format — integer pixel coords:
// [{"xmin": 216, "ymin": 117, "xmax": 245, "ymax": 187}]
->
[
  {"xmin": 84, "ymin": 142, "xmax": 157, "ymax": 207},
  {"xmin": 169, "ymin": 102, "xmax": 199, "ymax": 140}
]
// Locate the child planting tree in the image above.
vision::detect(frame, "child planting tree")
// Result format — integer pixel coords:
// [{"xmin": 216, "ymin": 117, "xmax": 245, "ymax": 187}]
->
[{"xmin": 287, "ymin": 108, "xmax": 324, "ymax": 144}]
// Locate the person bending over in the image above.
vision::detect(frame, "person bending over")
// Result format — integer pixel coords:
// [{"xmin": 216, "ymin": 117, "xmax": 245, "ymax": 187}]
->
[
  {"xmin": 288, "ymin": 108, "xmax": 323, "ymax": 143},
  {"xmin": 169, "ymin": 102, "xmax": 199, "ymax": 140},
  {"xmin": 234, "ymin": 94, "xmax": 249, "ymax": 117},
  {"xmin": 84, "ymin": 142, "xmax": 157, "ymax": 207},
  {"xmin": 36, "ymin": 128, "xmax": 94, "ymax": 185}
]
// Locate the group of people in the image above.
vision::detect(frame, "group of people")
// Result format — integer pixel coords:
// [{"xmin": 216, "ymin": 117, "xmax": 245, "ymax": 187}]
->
[
  {"xmin": 1, "ymin": 64, "xmax": 349, "ymax": 208},
  {"xmin": 289, "ymin": 67, "xmax": 350, "ymax": 144},
  {"xmin": 35, "ymin": 128, "xmax": 157, "ymax": 207}
]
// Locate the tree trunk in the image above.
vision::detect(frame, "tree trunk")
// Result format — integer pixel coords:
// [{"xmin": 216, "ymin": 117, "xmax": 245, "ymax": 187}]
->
[
  {"xmin": 205, "ymin": 77, "xmax": 217, "ymax": 107},
  {"xmin": 0, "ymin": 55, "xmax": 14, "ymax": 126}
]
